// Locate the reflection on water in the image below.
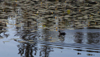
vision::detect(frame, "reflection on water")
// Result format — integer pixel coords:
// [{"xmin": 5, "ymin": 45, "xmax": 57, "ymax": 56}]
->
[
  {"xmin": 0, "ymin": 16, "xmax": 100, "ymax": 57},
  {"xmin": 1, "ymin": 16, "xmax": 100, "ymax": 57},
  {"xmin": 74, "ymin": 32, "xmax": 84, "ymax": 43},
  {"xmin": 0, "ymin": 0, "xmax": 100, "ymax": 57},
  {"xmin": 17, "ymin": 42, "xmax": 37, "ymax": 57},
  {"xmin": 87, "ymin": 32, "xmax": 100, "ymax": 44}
]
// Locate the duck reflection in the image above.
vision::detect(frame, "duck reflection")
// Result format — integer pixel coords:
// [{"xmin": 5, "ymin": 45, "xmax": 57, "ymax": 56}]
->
[
  {"xmin": 58, "ymin": 30, "xmax": 66, "ymax": 42},
  {"xmin": 58, "ymin": 35, "xmax": 65, "ymax": 42}
]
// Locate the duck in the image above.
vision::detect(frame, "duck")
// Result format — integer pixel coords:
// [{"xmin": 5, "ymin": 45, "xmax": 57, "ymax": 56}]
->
[{"xmin": 58, "ymin": 30, "xmax": 66, "ymax": 36}]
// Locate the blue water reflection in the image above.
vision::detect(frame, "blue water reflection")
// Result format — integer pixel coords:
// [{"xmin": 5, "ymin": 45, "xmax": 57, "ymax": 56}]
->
[
  {"xmin": 0, "ymin": 18, "xmax": 100, "ymax": 57},
  {"xmin": 0, "ymin": 20, "xmax": 100, "ymax": 57},
  {"xmin": 0, "ymin": 5, "xmax": 100, "ymax": 57}
]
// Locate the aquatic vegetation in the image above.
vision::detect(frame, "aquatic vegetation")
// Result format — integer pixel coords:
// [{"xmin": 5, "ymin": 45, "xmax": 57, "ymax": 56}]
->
[{"xmin": 67, "ymin": 9, "xmax": 71, "ymax": 14}]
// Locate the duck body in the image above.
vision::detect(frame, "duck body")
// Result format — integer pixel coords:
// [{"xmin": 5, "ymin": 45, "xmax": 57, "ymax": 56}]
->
[{"xmin": 58, "ymin": 30, "xmax": 66, "ymax": 35}]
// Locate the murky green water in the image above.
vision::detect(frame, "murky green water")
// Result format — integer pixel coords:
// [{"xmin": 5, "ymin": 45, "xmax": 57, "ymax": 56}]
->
[{"xmin": 0, "ymin": 0, "xmax": 100, "ymax": 57}]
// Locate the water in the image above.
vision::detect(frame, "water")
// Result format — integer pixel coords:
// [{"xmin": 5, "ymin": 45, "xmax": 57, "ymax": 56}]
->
[
  {"xmin": 0, "ymin": 16, "xmax": 100, "ymax": 57},
  {"xmin": 0, "ymin": 0, "xmax": 100, "ymax": 57}
]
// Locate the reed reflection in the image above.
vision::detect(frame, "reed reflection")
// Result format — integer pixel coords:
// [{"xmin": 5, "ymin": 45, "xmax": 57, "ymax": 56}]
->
[
  {"xmin": 0, "ymin": 22, "xmax": 8, "ymax": 38},
  {"xmin": 0, "ymin": 23, "xmax": 4, "ymax": 38},
  {"xmin": 73, "ymin": 31, "xmax": 100, "ymax": 44},
  {"xmin": 39, "ymin": 45, "xmax": 53, "ymax": 57},
  {"xmin": 17, "ymin": 30, "xmax": 38, "ymax": 57},
  {"xmin": 17, "ymin": 29, "xmax": 54, "ymax": 57},
  {"xmin": 74, "ymin": 32, "xmax": 83, "ymax": 43},
  {"xmin": 74, "ymin": 47, "xmax": 100, "ymax": 56},
  {"xmin": 38, "ymin": 30, "xmax": 56, "ymax": 57},
  {"xmin": 18, "ymin": 43, "xmax": 37, "ymax": 57},
  {"xmin": 73, "ymin": 31, "xmax": 100, "ymax": 56},
  {"xmin": 87, "ymin": 32, "xmax": 100, "ymax": 44},
  {"xmin": 15, "ymin": 18, "xmax": 38, "ymax": 57}
]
